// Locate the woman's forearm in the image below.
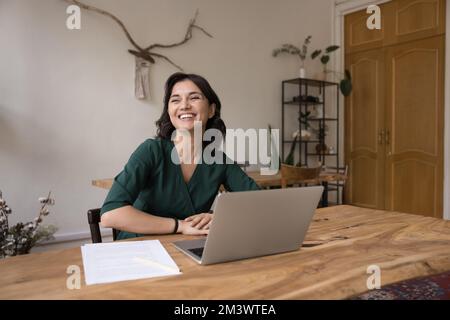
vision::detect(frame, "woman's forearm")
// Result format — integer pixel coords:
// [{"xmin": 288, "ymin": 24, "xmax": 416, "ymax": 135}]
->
[{"xmin": 100, "ymin": 205, "xmax": 178, "ymax": 235}]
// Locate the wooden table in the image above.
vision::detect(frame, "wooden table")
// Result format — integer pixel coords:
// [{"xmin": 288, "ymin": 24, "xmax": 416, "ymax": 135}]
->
[
  {"xmin": 92, "ymin": 172, "xmax": 346, "ymax": 190},
  {"xmin": 1, "ymin": 205, "xmax": 449, "ymax": 299},
  {"xmin": 92, "ymin": 171, "xmax": 346, "ymax": 206}
]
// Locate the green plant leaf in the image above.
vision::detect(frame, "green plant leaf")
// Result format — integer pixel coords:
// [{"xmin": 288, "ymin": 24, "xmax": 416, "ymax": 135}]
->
[
  {"xmin": 311, "ymin": 50, "xmax": 322, "ymax": 59},
  {"xmin": 320, "ymin": 55, "xmax": 330, "ymax": 65},
  {"xmin": 340, "ymin": 78, "xmax": 353, "ymax": 96},
  {"xmin": 325, "ymin": 45, "xmax": 340, "ymax": 53},
  {"xmin": 284, "ymin": 135, "xmax": 297, "ymax": 165},
  {"xmin": 300, "ymin": 111, "xmax": 311, "ymax": 118},
  {"xmin": 303, "ymin": 35, "xmax": 312, "ymax": 46}
]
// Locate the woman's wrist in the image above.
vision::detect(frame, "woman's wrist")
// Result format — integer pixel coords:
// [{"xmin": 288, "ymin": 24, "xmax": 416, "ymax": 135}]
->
[{"xmin": 176, "ymin": 219, "xmax": 184, "ymax": 233}]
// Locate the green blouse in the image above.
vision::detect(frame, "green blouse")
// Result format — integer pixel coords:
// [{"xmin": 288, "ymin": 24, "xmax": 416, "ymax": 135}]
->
[{"xmin": 100, "ymin": 138, "xmax": 260, "ymax": 240}]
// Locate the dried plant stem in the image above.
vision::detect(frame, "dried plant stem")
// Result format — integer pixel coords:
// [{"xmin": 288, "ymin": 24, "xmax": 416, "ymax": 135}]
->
[{"xmin": 64, "ymin": 1, "xmax": 213, "ymax": 69}]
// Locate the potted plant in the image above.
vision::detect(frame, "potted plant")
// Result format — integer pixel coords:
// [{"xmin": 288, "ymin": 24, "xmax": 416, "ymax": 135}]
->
[
  {"xmin": 311, "ymin": 45, "xmax": 340, "ymax": 80},
  {"xmin": 310, "ymin": 45, "xmax": 353, "ymax": 96},
  {"xmin": 273, "ymin": 35, "xmax": 312, "ymax": 78},
  {"xmin": 0, "ymin": 190, "xmax": 57, "ymax": 258}
]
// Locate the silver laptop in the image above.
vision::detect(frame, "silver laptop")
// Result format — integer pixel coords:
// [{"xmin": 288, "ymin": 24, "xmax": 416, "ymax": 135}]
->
[{"xmin": 173, "ymin": 186, "xmax": 323, "ymax": 265}]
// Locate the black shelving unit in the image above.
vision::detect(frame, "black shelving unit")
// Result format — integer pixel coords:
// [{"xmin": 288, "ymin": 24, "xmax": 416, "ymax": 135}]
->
[{"xmin": 281, "ymin": 77, "xmax": 342, "ymax": 204}]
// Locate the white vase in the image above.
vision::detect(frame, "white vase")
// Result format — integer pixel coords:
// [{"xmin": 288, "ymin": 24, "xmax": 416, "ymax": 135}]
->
[{"xmin": 299, "ymin": 67, "xmax": 306, "ymax": 79}]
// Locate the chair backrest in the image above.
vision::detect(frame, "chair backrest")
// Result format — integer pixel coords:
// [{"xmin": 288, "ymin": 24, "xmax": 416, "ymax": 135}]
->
[
  {"xmin": 323, "ymin": 165, "xmax": 349, "ymax": 203},
  {"xmin": 280, "ymin": 164, "xmax": 322, "ymax": 188},
  {"xmin": 87, "ymin": 208, "xmax": 118, "ymax": 243},
  {"xmin": 323, "ymin": 165, "xmax": 349, "ymax": 185}
]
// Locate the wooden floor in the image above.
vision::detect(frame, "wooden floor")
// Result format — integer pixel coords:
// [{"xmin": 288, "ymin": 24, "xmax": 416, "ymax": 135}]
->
[{"xmin": 0, "ymin": 205, "xmax": 449, "ymax": 299}]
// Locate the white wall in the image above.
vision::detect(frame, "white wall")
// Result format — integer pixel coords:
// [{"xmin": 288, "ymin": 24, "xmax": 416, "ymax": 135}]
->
[{"xmin": 0, "ymin": 0, "xmax": 334, "ymax": 245}]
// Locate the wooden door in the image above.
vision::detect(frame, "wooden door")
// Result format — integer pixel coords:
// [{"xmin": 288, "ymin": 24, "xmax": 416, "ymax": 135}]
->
[
  {"xmin": 384, "ymin": 36, "xmax": 444, "ymax": 218},
  {"xmin": 345, "ymin": 48, "xmax": 386, "ymax": 209},
  {"xmin": 344, "ymin": 0, "xmax": 445, "ymax": 218}
]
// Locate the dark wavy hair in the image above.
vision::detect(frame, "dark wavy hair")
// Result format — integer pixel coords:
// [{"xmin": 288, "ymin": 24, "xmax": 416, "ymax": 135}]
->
[{"xmin": 156, "ymin": 72, "xmax": 226, "ymax": 143}]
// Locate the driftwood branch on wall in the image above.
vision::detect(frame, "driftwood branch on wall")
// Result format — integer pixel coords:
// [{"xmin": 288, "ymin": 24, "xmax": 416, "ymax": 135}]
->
[{"xmin": 64, "ymin": 0, "xmax": 213, "ymax": 99}]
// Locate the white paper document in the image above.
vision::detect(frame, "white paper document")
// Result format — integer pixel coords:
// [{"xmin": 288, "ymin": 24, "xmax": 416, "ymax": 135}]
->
[{"xmin": 81, "ymin": 240, "xmax": 181, "ymax": 285}]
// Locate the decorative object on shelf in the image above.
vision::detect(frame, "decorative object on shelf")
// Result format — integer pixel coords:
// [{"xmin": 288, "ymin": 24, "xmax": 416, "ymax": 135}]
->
[
  {"xmin": 64, "ymin": 0, "xmax": 213, "ymax": 99},
  {"xmin": 328, "ymin": 146, "xmax": 335, "ymax": 154},
  {"xmin": 292, "ymin": 129, "xmax": 311, "ymax": 141},
  {"xmin": 314, "ymin": 126, "xmax": 328, "ymax": 154},
  {"xmin": 315, "ymin": 142, "xmax": 329, "ymax": 154},
  {"xmin": 0, "ymin": 190, "xmax": 57, "ymax": 258},
  {"xmin": 298, "ymin": 111, "xmax": 311, "ymax": 130},
  {"xmin": 311, "ymin": 105, "xmax": 323, "ymax": 118},
  {"xmin": 311, "ymin": 45, "xmax": 340, "ymax": 80},
  {"xmin": 272, "ymin": 35, "xmax": 312, "ymax": 79},
  {"xmin": 292, "ymin": 95, "xmax": 320, "ymax": 103}
]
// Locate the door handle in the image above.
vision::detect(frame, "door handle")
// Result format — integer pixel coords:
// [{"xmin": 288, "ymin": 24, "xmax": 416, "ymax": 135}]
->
[
  {"xmin": 378, "ymin": 129, "xmax": 385, "ymax": 145},
  {"xmin": 385, "ymin": 129, "xmax": 392, "ymax": 156}
]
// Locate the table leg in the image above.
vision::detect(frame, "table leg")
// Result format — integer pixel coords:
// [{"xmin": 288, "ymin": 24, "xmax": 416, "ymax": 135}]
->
[{"xmin": 321, "ymin": 181, "xmax": 329, "ymax": 207}]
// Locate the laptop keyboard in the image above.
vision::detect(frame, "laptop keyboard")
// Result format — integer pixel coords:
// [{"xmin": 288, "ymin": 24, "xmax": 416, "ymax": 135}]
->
[{"xmin": 188, "ymin": 247, "xmax": 204, "ymax": 258}]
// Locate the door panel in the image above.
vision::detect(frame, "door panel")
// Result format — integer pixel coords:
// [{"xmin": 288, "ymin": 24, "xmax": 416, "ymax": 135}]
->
[
  {"xmin": 345, "ymin": 2, "xmax": 391, "ymax": 54},
  {"xmin": 385, "ymin": 36, "xmax": 444, "ymax": 218},
  {"xmin": 345, "ymin": 0, "xmax": 445, "ymax": 54},
  {"xmin": 385, "ymin": 0, "xmax": 446, "ymax": 45},
  {"xmin": 345, "ymin": 49, "xmax": 385, "ymax": 208}
]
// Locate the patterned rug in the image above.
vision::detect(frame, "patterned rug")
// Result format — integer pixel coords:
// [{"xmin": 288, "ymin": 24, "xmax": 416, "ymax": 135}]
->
[{"xmin": 349, "ymin": 270, "xmax": 450, "ymax": 300}]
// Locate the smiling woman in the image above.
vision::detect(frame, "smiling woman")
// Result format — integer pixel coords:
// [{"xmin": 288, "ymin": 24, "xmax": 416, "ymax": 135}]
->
[
  {"xmin": 99, "ymin": 73, "xmax": 260, "ymax": 240},
  {"xmin": 156, "ymin": 72, "xmax": 226, "ymax": 143}
]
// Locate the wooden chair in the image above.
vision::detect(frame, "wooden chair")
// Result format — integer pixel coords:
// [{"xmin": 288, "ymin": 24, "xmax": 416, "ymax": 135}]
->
[
  {"xmin": 324, "ymin": 164, "xmax": 348, "ymax": 179},
  {"xmin": 322, "ymin": 165, "xmax": 349, "ymax": 205},
  {"xmin": 87, "ymin": 208, "xmax": 119, "ymax": 243},
  {"xmin": 280, "ymin": 164, "xmax": 322, "ymax": 188}
]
